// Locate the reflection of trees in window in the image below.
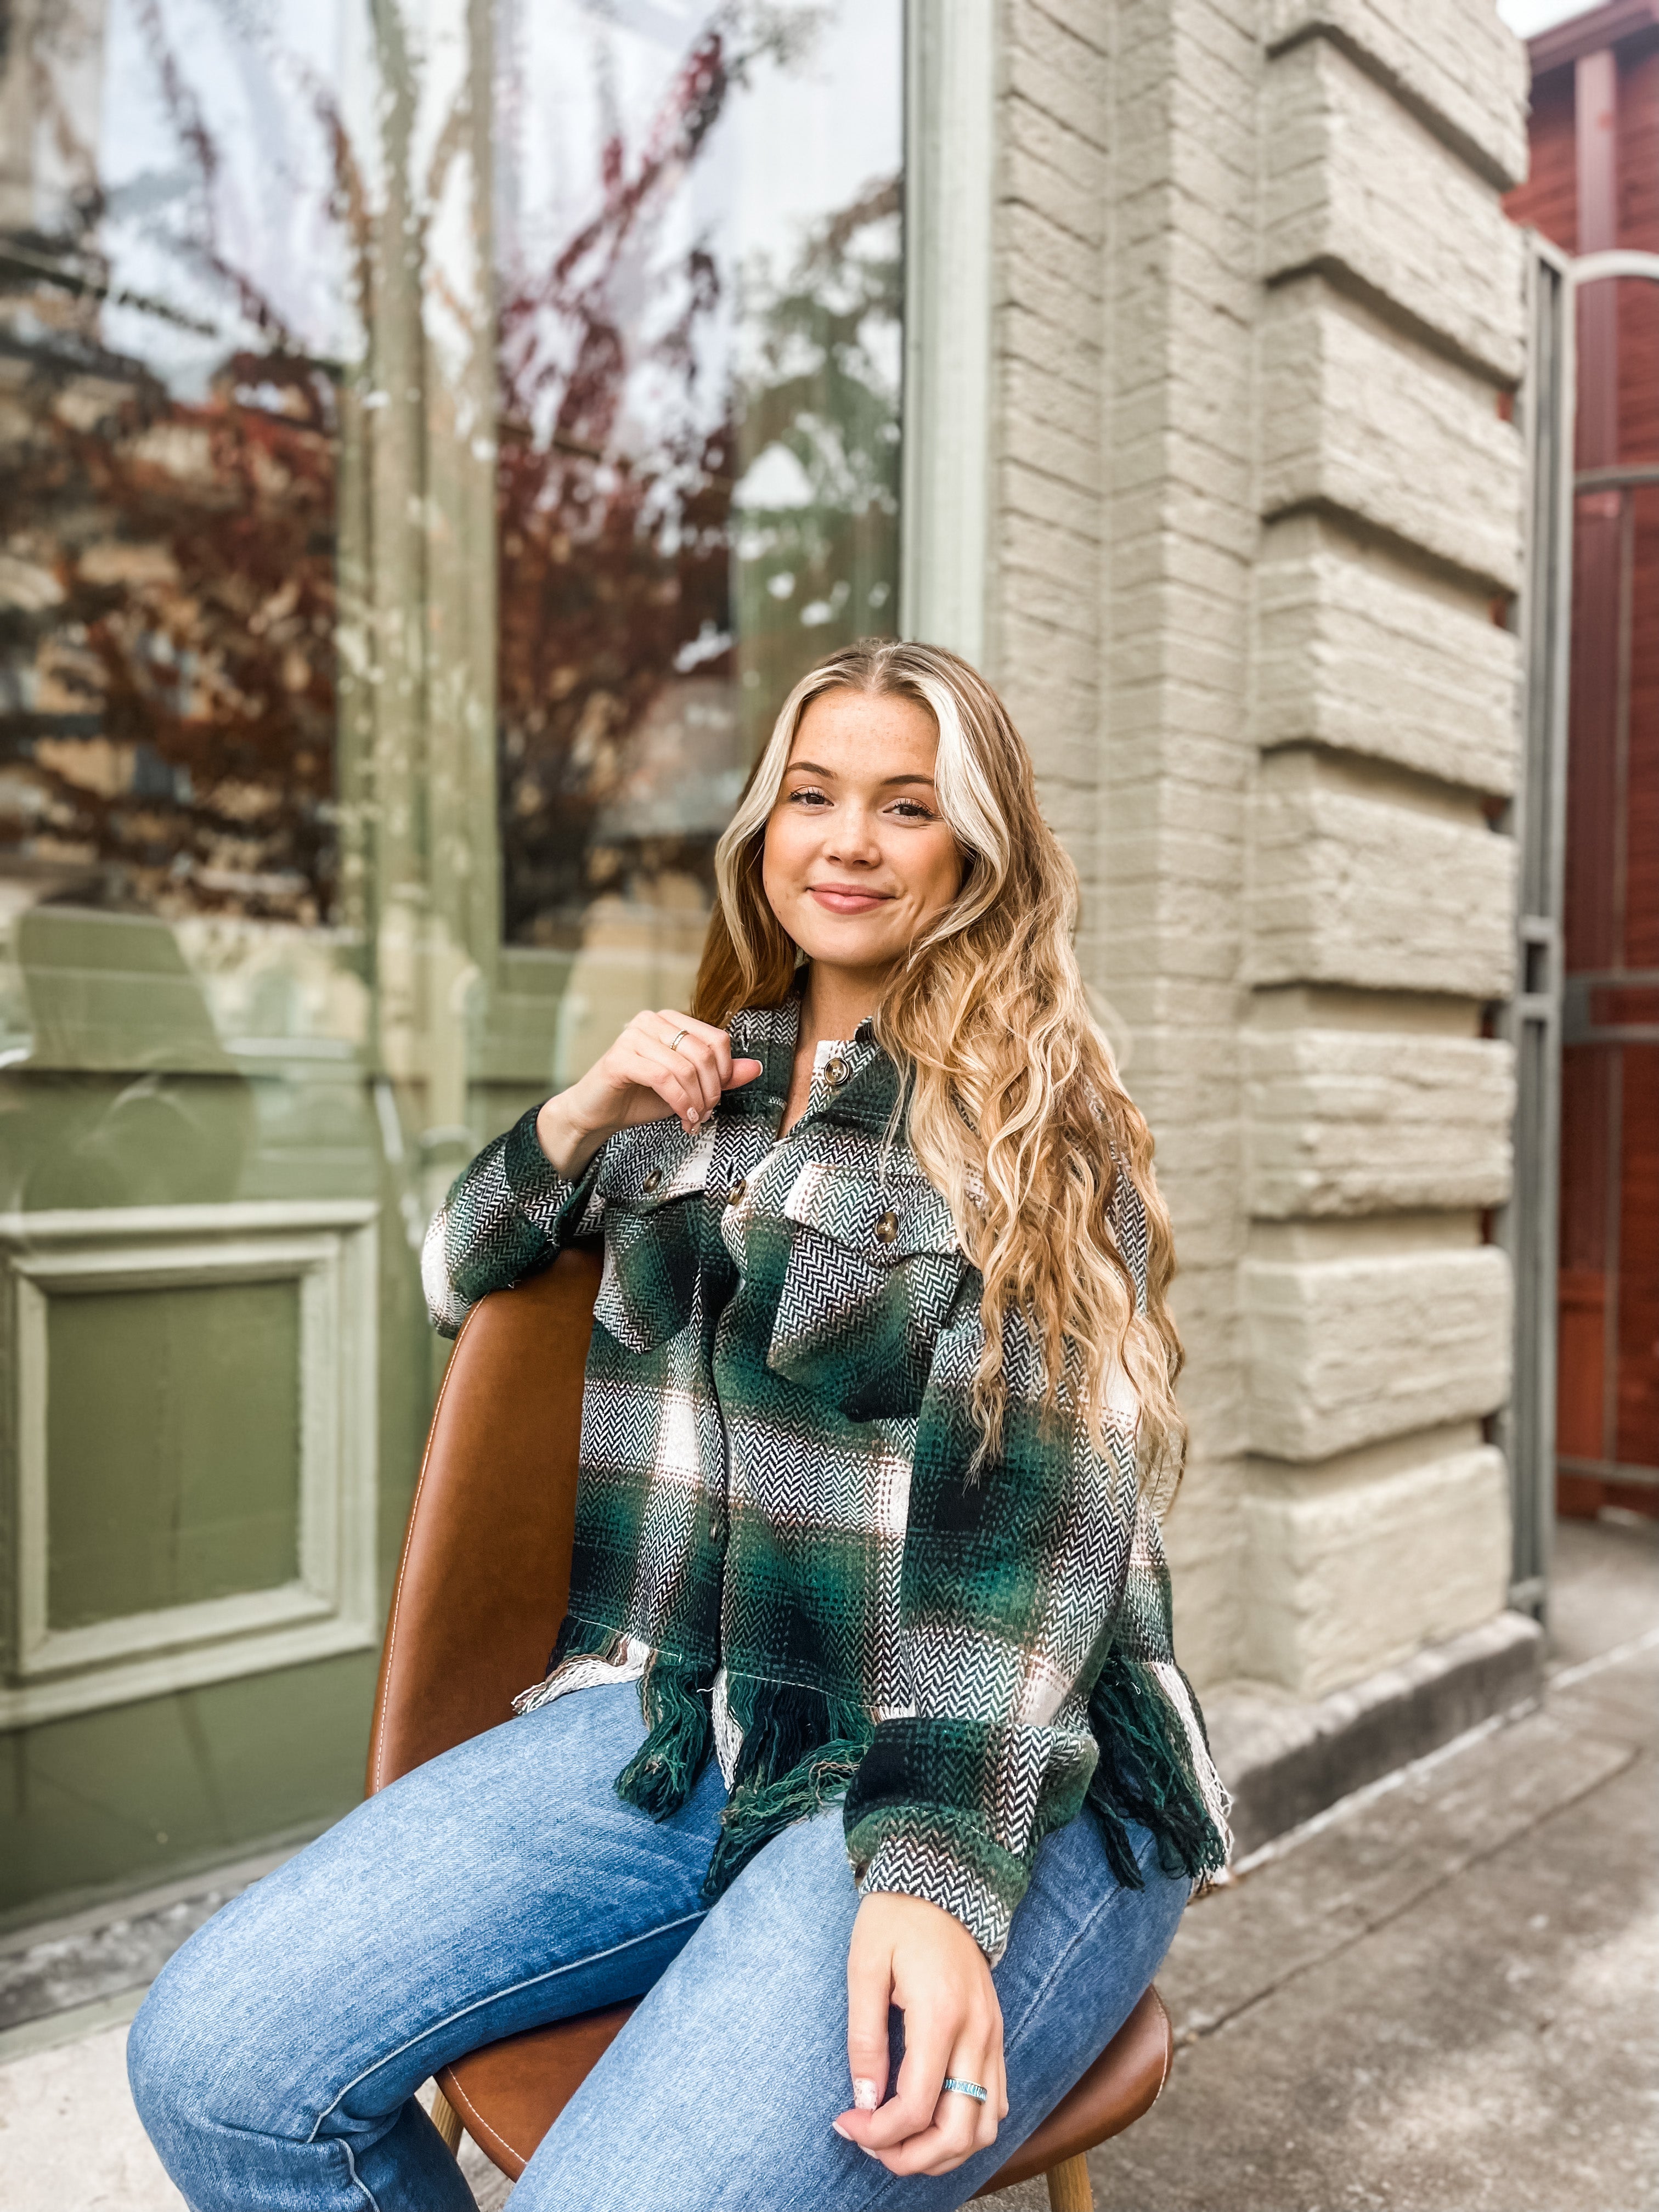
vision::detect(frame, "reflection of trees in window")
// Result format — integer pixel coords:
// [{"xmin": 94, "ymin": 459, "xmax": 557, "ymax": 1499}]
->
[
  {"xmin": 494, "ymin": 15, "xmax": 901, "ymax": 949},
  {"xmin": 493, "ymin": 28, "xmax": 736, "ymax": 951},
  {"xmin": 0, "ymin": 336, "xmax": 340, "ymax": 923},
  {"xmin": 0, "ymin": 1, "xmax": 902, "ymax": 946},
  {"xmin": 731, "ymin": 173, "xmax": 902, "ymax": 742},
  {"xmin": 0, "ymin": 7, "xmax": 343, "ymax": 926}
]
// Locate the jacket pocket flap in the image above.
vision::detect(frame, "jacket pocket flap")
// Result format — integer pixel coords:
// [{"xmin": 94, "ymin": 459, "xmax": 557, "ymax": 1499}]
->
[
  {"xmin": 781, "ymin": 1160, "xmax": 963, "ymax": 1265},
  {"xmin": 596, "ymin": 1120, "xmax": 714, "ymax": 1211}
]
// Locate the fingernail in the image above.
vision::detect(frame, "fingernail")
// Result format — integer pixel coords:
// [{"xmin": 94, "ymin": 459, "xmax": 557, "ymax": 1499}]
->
[
  {"xmin": 830, "ymin": 2121, "xmax": 850, "ymax": 2140},
  {"xmin": 853, "ymin": 2078, "xmax": 879, "ymax": 2112}
]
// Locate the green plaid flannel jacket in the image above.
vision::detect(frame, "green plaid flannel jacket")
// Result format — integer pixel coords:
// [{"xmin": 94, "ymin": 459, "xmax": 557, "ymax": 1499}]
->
[{"xmin": 424, "ymin": 983, "xmax": 1229, "ymax": 1962}]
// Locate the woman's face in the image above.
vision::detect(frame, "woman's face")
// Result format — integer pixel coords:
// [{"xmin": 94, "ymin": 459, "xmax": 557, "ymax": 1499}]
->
[{"xmin": 761, "ymin": 686, "xmax": 966, "ymax": 979}]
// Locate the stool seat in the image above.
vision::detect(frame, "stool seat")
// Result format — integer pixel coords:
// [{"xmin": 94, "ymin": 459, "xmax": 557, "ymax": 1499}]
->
[
  {"xmin": 972, "ymin": 1984, "xmax": 1171, "ymax": 2195},
  {"xmin": 430, "ymin": 1981, "xmax": 1170, "ymax": 2190}
]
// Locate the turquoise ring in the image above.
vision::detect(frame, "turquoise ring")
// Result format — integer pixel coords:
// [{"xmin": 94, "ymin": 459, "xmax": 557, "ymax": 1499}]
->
[{"xmin": 942, "ymin": 2076, "xmax": 989, "ymax": 2104}]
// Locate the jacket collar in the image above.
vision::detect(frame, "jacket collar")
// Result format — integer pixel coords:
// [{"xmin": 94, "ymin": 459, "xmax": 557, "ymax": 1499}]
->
[
  {"xmin": 724, "ymin": 988, "xmax": 801, "ymax": 1120},
  {"xmin": 726, "ymin": 974, "xmax": 901, "ymax": 1137}
]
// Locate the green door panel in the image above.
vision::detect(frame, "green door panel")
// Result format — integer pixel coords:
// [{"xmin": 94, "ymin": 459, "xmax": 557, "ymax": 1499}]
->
[
  {"xmin": 0, "ymin": 1652, "xmax": 380, "ymax": 1934},
  {"xmin": 47, "ymin": 1279, "xmax": 303, "ymax": 1629}
]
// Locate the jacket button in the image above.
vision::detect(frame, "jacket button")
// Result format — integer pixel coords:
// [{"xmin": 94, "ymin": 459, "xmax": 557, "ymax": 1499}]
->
[
  {"xmin": 642, "ymin": 1168, "xmax": 663, "ymax": 1193},
  {"xmin": 726, "ymin": 1177, "xmax": 747, "ymax": 1207},
  {"xmin": 875, "ymin": 1209, "xmax": 899, "ymax": 1244},
  {"xmin": 824, "ymin": 1056, "xmax": 848, "ymax": 1087}
]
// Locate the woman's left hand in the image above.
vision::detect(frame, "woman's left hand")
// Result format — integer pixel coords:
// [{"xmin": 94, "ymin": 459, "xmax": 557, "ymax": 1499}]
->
[{"xmin": 832, "ymin": 1891, "xmax": 1010, "ymax": 2176}]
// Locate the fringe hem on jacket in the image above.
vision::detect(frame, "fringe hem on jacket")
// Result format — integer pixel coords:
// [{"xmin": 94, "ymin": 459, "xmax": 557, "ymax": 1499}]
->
[
  {"xmin": 515, "ymin": 1620, "xmax": 1232, "ymax": 1910},
  {"xmin": 512, "ymin": 1617, "xmax": 714, "ymax": 1819},
  {"xmin": 1084, "ymin": 1648, "xmax": 1233, "ymax": 1891},
  {"xmin": 698, "ymin": 1673, "xmax": 875, "ymax": 1903},
  {"xmin": 511, "ymin": 1618, "xmax": 872, "ymax": 1905}
]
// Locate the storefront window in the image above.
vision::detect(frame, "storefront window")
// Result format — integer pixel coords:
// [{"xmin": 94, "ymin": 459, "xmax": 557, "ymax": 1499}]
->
[{"xmin": 0, "ymin": 0, "xmax": 902, "ymax": 1925}]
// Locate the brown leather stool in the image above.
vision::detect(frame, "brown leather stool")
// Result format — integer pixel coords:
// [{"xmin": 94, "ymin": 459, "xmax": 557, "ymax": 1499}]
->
[{"xmin": 368, "ymin": 1253, "xmax": 1174, "ymax": 2210}]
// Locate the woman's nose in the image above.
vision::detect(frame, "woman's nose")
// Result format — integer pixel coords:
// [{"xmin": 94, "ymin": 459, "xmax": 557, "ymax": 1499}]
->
[{"xmin": 823, "ymin": 811, "xmax": 881, "ymax": 862}]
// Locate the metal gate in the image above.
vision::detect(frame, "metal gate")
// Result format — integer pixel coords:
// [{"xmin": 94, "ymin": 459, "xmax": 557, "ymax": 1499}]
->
[{"xmin": 1498, "ymin": 239, "xmax": 1659, "ymax": 1618}]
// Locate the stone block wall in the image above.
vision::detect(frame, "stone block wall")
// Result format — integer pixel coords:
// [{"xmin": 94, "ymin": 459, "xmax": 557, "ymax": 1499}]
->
[{"xmin": 983, "ymin": 0, "xmax": 1528, "ymax": 1702}]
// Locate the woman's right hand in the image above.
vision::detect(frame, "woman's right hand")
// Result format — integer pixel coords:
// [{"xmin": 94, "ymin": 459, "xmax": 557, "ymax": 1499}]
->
[{"xmin": 534, "ymin": 1009, "xmax": 763, "ymax": 1177}]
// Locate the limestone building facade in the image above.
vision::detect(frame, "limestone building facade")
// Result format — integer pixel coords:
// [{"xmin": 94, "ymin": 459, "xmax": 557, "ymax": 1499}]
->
[{"xmin": 955, "ymin": 0, "xmax": 1531, "ymax": 1713}]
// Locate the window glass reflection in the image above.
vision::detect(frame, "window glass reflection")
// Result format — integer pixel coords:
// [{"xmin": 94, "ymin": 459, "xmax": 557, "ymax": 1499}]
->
[
  {"xmin": 492, "ymin": 0, "xmax": 903, "ymax": 1039},
  {"xmin": 2, "ymin": 0, "xmax": 902, "ymax": 1102},
  {"xmin": 0, "ymin": 0, "xmax": 354, "ymax": 930}
]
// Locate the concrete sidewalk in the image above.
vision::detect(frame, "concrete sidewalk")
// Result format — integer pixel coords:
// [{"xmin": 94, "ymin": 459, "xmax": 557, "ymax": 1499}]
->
[
  {"xmin": 2, "ymin": 1513, "xmax": 1654, "ymax": 2211},
  {"xmin": 1015, "ymin": 1510, "xmax": 1659, "ymax": 2212}
]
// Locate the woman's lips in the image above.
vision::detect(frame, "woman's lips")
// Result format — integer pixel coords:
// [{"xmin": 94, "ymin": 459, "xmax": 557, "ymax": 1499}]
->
[{"xmin": 808, "ymin": 887, "xmax": 894, "ymax": 914}]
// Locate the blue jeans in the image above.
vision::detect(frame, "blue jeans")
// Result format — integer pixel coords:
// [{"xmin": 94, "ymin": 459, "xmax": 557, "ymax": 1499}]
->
[{"xmin": 129, "ymin": 1681, "xmax": 1187, "ymax": 2210}]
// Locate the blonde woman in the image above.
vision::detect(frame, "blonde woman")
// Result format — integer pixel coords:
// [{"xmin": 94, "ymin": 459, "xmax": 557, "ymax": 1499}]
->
[{"xmin": 130, "ymin": 641, "xmax": 1229, "ymax": 2211}]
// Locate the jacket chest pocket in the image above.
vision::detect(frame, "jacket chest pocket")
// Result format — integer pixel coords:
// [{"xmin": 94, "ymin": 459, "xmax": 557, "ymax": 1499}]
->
[
  {"xmin": 593, "ymin": 1127, "xmax": 710, "ymax": 1354},
  {"xmin": 766, "ymin": 1162, "xmax": 968, "ymax": 1421}
]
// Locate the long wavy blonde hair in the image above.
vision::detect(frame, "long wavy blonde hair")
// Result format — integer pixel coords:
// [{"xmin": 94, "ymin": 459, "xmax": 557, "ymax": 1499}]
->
[{"xmin": 691, "ymin": 639, "xmax": 1186, "ymax": 1493}]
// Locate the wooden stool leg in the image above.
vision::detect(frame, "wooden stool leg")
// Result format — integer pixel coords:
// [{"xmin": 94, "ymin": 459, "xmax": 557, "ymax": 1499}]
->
[
  {"xmin": 429, "ymin": 2083, "xmax": 465, "ymax": 2155},
  {"xmin": 1045, "ymin": 2151, "xmax": 1094, "ymax": 2212}
]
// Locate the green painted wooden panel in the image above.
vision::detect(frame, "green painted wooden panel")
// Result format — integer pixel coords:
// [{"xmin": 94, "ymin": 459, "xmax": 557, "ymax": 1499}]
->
[
  {"xmin": 0, "ymin": 1206, "xmax": 429, "ymax": 1929},
  {"xmin": 47, "ymin": 1281, "xmax": 302, "ymax": 1629},
  {"xmin": 0, "ymin": 1650, "xmax": 379, "ymax": 1931}
]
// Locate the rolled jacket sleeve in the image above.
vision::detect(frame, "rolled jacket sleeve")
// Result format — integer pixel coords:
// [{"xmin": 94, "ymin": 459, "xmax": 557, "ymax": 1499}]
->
[{"xmin": 421, "ymin": 1104, "xmax": 607, "ymax": 1338}]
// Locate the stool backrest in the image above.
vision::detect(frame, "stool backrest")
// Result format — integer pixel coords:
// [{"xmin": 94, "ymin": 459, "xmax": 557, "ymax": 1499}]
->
[{"xmin": 366, "ymin": 1251, "xmax": 602, "ymax": 1797}]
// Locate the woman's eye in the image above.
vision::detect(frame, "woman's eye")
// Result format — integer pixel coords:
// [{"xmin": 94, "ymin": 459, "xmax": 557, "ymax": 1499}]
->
[{"xmin": 783, "ymin": 787, "xmax": 935, "ymax": 821}]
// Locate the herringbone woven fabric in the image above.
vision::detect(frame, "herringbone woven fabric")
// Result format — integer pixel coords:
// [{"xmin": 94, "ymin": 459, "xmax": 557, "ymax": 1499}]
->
[{"xmin": 423, "ymin": 981, "xmax": 1229, "ymax": 1961}]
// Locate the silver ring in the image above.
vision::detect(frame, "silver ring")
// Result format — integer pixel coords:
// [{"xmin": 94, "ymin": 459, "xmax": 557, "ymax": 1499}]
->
[
  {"xmin": 668, "ymin": 1028, "xmax": 689, "ymax": 1053},
  {"xmin": 941, "ymin": 2076, "xmax": 988, "ymax": 2104}
]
